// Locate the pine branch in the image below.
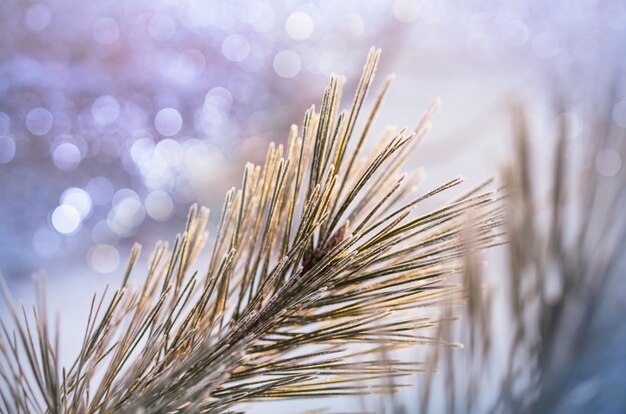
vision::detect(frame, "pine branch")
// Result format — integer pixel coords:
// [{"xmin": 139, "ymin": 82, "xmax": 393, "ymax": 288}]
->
[{"xmin": 0, "ymin": 48, "xmax": 502, "ymax": 413}]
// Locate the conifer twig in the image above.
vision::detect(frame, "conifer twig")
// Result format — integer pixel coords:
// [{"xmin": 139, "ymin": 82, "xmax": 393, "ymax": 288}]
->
[{"xmin": 0, "ymin": 48, "xmax": 502, "ymax": 413}]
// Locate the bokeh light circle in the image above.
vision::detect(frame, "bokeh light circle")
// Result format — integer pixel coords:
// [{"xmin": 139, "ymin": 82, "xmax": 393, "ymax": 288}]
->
[
  {"xmin": 393, "ymin": 0, "xmax": 420, "ymax": 23},
  {"xmin": 87, "ymin": 244, "xmax": 119, "ymax": 273},
  {"xmin": 108, "ymin": 191, "xmax": 145, "ymax": 236},
  {"xmin": 145, "ymin": 190, "xmax": 174, "ymax": 221},
  {"xmin": 53, "ymin": 143, "xmax": 82, "ymax": 171},
  {"xmin": 26, "ymin": 108, "xmax": 53, "ymax": 136},
  {"xmin": 222, "ymin": 34, "xmax": 250, "ymax": 62},
  {"xmin": 61, "ymin": 187, "xmax": 92, "ymax": 219},
  {"xmin": 0, "ymin": 135, "xmax": 16, "ymax": 164},
  {"xmin": 273, "ymin": 50, "xmax": 301, "ymax": 78},
  {"xmin": 285, "ymin": 12, "xmax": 314, "ymax": 40},
  {"xmin": 92, "ymin": 95, "xmax": 120, "ymax": 126},
  {"xmin": 596, "ymin": 149, "xmax": 622, "ymax": 177},
  {"xmin": 613, "ymin": 100, "xmax": 626, "ymax": 128},
  {"xmin": 51, "ymin": 204, "xmax": 81, "ymax": 234},
  {"xmin": 25, "ymin": 3, "xmax": 52, "ymax": 32},
  {"xmin": 154, "ymin": 108, "xmax": 183, "ymax": 136}
]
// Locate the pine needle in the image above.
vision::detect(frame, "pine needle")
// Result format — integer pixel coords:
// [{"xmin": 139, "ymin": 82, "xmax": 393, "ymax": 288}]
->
[{"xmin": 0, "ymin": 48, "xmax": 502, "ymax": 413}]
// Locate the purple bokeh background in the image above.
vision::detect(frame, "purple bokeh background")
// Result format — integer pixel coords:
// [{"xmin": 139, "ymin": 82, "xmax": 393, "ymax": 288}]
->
[{"xmin": 1, "ymin": 0, "xmax": 625, "ymax": 412}]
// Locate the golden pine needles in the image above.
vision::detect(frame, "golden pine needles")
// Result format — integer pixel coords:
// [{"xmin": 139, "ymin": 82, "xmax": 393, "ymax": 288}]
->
[{"xmin": 0, "ymin": 48, "xmax": 503, "ymax": 413}]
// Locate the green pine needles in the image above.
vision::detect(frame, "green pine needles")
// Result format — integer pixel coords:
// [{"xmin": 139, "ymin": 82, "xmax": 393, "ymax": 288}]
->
[{"xmin": 0, "ymin": 49, "xmax": 503, "ymax": 413}]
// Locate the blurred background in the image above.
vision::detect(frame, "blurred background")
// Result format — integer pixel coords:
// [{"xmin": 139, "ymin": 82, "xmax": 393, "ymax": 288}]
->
[{"xmin": 1, "ymin": 0, "xmax": 625, "ymax": 412}]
